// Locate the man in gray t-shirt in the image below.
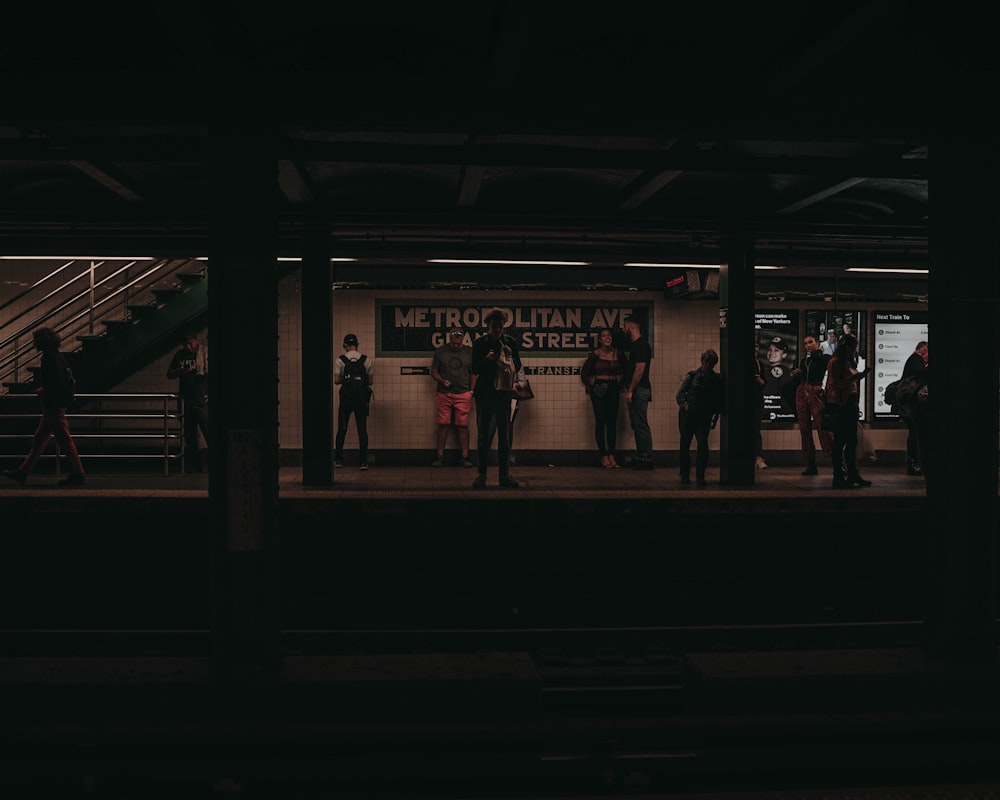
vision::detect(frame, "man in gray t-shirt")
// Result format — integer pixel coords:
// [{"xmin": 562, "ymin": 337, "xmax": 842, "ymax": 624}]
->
[{"xmin": 429, "ymin": 328, "xmax": 474, "ymax": 467}]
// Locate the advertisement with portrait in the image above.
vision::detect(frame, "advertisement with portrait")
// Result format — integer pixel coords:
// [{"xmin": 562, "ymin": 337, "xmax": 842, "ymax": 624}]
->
[
  {"xmin": 755, "ymin": 310, "xmax": 798, "ymax": 422},
  {"xmin": 805, "ymin": 310, "xmax": 869, "ymax": 420}
]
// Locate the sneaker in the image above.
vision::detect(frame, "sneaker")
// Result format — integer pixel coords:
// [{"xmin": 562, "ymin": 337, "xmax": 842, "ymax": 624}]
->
[
  {"xmin": 2, "ymin": 468, "xmax": 26, "ymax": 485},
  {"xmin": 472, "ymin": 473, "xmax": 487, "ymax": 489},
  {"xmin": 850, "ymin": 475, "xmax": 871, "ymax": 487},
  {"xmin": 431, "ymin": 458, "xmax": 445, "ymax": 467},
  {"xmin": 801, "ymin": 463, "xmax": 819, "ymax": 475},
  {"xmin": 57, "ymin": 473, "xmax": 85, "ymax": 487},
  {"xmin": 333, "ymin": 461, "xmax": 342, "ymax": 468},
  {"xmin": 755, "ymin": 456, "xmax": 768, "ymax": 469},
  {"xmin": 360, "ymin": 463, "xmax": 368, "ymax": 471},
  {"xmin": 461, "ymin": 458, "xmax": 475, "ymax": 468},
  {"xmin": 499, "ymin": 476, "xmax": 519, "ymax": 488}
]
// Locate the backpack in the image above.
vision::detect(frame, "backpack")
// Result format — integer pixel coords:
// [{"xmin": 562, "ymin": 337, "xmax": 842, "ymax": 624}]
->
[
  {"xmin": 494, "ymin": 342, "xmax": 517, "ymax": 392},
  {"xmin": 47, "ymin": 351, "xmax": 76, "ymax": 407},
  {"xmin": 339, "ymin": 354, "xmax": 371, "ymax": 406}
]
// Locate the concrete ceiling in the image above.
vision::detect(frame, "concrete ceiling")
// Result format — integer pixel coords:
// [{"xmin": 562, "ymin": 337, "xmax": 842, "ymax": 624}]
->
[{"xmin": 1, "ymin": 2, "xmax": 993, "ymax": 270}]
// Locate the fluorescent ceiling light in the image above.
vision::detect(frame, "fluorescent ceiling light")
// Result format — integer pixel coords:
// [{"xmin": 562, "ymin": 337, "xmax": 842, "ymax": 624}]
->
[
  {"xmin": 624, "ymin": 262, "xmax": 721, "ymax": 269},
  {"xmin": 846, "ymin": 267, "xmax": 928, "ymax": 274},
  {"xmin": 428, "ymin": 258, "xmax": 591, "ymax": 266},
  {"xmin": 625, "ymin": 262, "xmax": 783, "ymax": 270},
  {"xmin": 0, "ymin": 255, "xmax": 154, "ymax": 261}
]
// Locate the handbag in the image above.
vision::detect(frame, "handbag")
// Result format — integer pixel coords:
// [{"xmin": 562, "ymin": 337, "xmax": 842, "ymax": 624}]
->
[
  {"xmin": 513, "ymin": 376, "xmax": 534, "ymax": 400},
  {"xmin": 590, "ymin": 381, "xmax": 610, "ymax": 398}
]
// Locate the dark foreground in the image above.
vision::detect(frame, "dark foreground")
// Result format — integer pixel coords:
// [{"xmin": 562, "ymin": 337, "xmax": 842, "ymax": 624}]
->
[{"xmin": 3, "ymin": 465, "xmax": 998, "ymax": 797}]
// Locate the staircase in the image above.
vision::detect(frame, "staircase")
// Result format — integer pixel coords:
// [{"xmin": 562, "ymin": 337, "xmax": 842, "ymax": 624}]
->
[
  {"xmin": 1, "ymin": 260, "xmax": 208, "ymax": 397},
  {"xmin": 0, "ymin": 259, "xmax": 207, "ymax": 467}
]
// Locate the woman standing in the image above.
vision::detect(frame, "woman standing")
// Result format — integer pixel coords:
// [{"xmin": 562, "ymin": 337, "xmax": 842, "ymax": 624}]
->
[
  {"xmin": 825, "ymin": 333, "xmax": 871, "ymax": 489},
  {"xmin": 580, "ymin": 327, "xmax": 628, "ymax": 468}
]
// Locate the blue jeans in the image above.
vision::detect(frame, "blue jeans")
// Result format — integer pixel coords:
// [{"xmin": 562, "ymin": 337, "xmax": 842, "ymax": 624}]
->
[{"xmin": 627, "ymin": 385, "xmax": 653, "ymax": 462}]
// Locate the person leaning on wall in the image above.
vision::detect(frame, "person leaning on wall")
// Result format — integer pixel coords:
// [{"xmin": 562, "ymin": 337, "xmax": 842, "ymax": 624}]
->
[{"xmin": 580, "ymin": 326, "xmax": 627, "ymax": 469}]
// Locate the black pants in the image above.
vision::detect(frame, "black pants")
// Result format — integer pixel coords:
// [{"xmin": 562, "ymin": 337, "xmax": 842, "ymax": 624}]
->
[
  {"xmin": 678, "ymin": 408, "xmax": 712, "ymax": 480},
  {"xmin": 476, "ymin": 390, "xmax": 512, "ymax": 478},
  {"xmin": 183, "ymin": 401, "xmax": 209, "ymax": 471},
  {"xmin": 831, "ymin": 406, "xmax": 859, "ymax": 480},
  {"xmin": 335, "ymin": 400, "xmax": 369, "ymax": 464},
  {"xmin": 589, "ymin": 385, "xmax": 621, "ymax": 457}
]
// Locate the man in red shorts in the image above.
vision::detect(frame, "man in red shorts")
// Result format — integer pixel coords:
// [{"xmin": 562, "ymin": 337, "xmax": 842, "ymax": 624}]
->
[{"xmin": 430, "ymin": 328, "xmax": 474, "ymax": 467}]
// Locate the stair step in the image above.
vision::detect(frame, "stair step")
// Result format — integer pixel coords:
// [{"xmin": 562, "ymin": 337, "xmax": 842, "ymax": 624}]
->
[
  {"xmin": 126, "ymin": 304, "xmax": 159, "ymax": 317},
  {"xmin": 102, "ymin": 319, "xmax": 135, "ymax": 333},
  {"xmin": 152, "ymin": 287, "xmax": 182, "ymax": 300},
  {"xmin": 176, "ymin": 271, "xmax": 206, "ymax": 284},
  {"xmin": 2, "ymin": 382, "xmax": 37, "ymax": 393}
]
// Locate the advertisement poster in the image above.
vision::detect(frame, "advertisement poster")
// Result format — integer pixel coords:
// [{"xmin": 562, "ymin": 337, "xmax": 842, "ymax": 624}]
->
[
  {"xmin": 805, "ymin": 310, "xmax": 869, "ymax": 420},
  {"xmin": 872, "ymin": 310, "xmax": 929, "ymax": 418},
  {"xmin": 755, "ymin": 311, "xmax": 798, "ymax": 421}
]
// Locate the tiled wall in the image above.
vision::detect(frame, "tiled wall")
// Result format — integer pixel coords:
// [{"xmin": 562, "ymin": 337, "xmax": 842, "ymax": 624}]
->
[{"xmin": 274, "ymin": 275, "xmax": 909, "ymax": 460}]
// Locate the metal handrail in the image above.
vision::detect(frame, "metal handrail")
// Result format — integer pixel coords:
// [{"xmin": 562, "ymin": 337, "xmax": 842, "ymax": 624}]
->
[
  {"xmin": 0, "ymin": 392, "xmax": 183, "ymax": 477},
  {"xmin": 0, "ymin": 258, "xmax": 198, "ymax": 388}
]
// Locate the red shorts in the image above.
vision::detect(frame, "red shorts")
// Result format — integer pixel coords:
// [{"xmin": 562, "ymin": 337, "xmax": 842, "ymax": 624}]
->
[{"xmin": 435, "ymin": 390, "xmax": 472, "ymax": 426}]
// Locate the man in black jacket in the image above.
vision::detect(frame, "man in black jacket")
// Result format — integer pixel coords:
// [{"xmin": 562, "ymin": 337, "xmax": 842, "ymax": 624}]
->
[
  {"xmin": 901, "ymin": 340, "xmax": 928, "ymax": 475},
  {"xmin": 470, "ymin": 308, "xmax": 521, "ymax": 489}
]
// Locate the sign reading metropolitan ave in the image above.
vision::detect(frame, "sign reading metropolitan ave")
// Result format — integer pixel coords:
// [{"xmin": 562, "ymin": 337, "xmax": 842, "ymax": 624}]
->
[{"xmin": 378, "ymin": 301, "xmax": 653, "ymax": 355}]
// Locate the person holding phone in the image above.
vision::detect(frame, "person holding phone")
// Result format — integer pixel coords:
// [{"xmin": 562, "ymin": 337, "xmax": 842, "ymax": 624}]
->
[{"xmin": 825, "ymin": 334, "xmax": 871, "ymax": 489}]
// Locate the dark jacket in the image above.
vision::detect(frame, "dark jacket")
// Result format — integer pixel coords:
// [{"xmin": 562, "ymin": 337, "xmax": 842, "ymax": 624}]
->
[{"xmin": 676, "ymin": 368, "xmax": 725, "ymax": 416}]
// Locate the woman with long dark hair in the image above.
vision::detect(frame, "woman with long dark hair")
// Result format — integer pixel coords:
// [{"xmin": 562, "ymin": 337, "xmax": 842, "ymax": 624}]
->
[
  {"xmin": 824, "ymin": 333, "xmax": 871, "ymax": 489},
  {"xmin": 580, "ymin": 327, "xmax": 628, "ymax": 468}
]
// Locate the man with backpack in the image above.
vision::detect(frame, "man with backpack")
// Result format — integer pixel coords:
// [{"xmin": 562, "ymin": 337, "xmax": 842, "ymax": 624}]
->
[{"xmin": 334, "ymin": 333, "xmax": 374, "ymax": 470}]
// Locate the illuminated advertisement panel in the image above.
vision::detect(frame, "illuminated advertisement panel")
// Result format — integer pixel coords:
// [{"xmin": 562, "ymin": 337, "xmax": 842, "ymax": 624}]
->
[
  {"xmin": 755, "ymin": 310, "xmax": 798, "ymax": 421},
  {"xmin": 872, "ymin": 310, "xmax": 929, "ymax": 418},
  {"xmin": 805, "ymin": 310, "xmax": 869, "ymax": 421}
]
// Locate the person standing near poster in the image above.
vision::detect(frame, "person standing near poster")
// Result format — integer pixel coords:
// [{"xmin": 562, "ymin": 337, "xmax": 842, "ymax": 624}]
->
[
  {"xmin": 900, "ymin": 340, "xmax": 928, "ymax": 475},
  {"xmin": 825, "ymin": 333, "xmax": 871, "ymax": 489},
  {"xmin": 676, "ymin": 349, "xmax": 725, "ymax": 486},
  {"xmin": 622, "ymin": 313, "xmax": 654, "ymax": 470},
  {"xmin": 751, "ymin": 342, "xmax": 767, "ymax": 469},
  {"xmin": 791, "ymin": 333, "xmax": 833, "ymax": 475}
]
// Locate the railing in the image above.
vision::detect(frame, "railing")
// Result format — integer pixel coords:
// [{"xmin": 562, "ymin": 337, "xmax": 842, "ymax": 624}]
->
[
  {"xmin": 0, "ymin": 258, "xmax": 201, "ymax": 390},
  {"xmin": 0, "ymin": 392, "xmax": 183, "ymax": 477}
]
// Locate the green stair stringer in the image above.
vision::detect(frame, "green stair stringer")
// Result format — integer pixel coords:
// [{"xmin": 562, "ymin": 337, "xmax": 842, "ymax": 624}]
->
[{"xmin": 76, "ymin": 273, "xmax": 209, "ymax": 393}]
